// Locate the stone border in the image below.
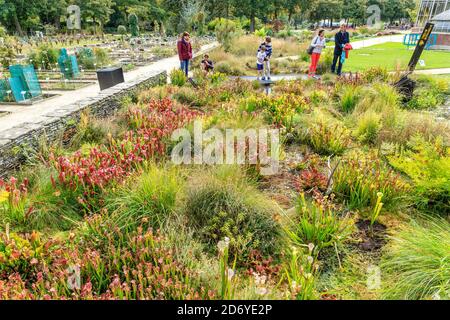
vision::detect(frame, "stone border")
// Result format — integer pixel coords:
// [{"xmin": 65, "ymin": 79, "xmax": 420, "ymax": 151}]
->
[{"xmin": 0, "ymin": 70, "xmax": 167, "ymax": 178}]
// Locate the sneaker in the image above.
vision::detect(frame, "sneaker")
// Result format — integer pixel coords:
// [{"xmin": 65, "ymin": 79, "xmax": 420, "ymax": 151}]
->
[
  {"xmin": 262, "ymin": 77, "xmax": 266, "ymax": 81},
  {"xmin": 313, "ymin": 75, "xmax": 321, "ymax": 80},
  {"xmin": 267, "ymin": 76, "xmax": 271, "ymax": 81}
]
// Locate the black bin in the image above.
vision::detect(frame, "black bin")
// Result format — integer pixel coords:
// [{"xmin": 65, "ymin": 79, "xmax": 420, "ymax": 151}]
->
[{"xmin": 96, "ymin": 67, "xmax": 125, "ymax": 91}]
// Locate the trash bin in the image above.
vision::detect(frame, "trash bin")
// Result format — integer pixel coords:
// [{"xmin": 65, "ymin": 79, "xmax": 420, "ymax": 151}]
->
[{"xmin": 96, "ymin": 67, "xmax": 124, "ymax": 91}]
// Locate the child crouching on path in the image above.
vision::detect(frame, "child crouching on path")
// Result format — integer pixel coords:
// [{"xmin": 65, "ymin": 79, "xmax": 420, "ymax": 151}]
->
[{"xmin": 257, "ymin": 46, "xmax": 267, "ymax": 80}]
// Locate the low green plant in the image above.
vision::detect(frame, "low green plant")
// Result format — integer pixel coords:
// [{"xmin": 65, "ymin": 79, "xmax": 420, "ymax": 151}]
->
[
  {"xmin": 381, "ymin": 217, "xmax": 450, "ymax": 300},
  {"xmin": 361, "ymin": 67, "xmax": 389, "ymax": 83},
  {"xmin": 170, "ymin": 69, "xmax": 187, "ymax": 86},
  {"xmin": 285, "ymin": 194, "xmax": 354, "ymax": 251},
  {"xmin": 388, "ymin": 135, "xmax": 450, "ymax": 212},
  {"xmin": 282, "ymin": 246, "xmax": 319, "ymax": 300},
  {"xmin": 302, "ymin": 120, "xmax": 352, "ymax": 156},
  {"xmin": 333, "ymin": 151, "xmax": 410, "ymax": 210},
  {"xmin": 184, "ymin": 166, "xmax": 282, "ymax": 261}
]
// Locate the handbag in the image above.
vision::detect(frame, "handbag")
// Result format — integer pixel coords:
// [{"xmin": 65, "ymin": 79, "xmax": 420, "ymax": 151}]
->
[{"xmin": 307, "ymin": 36, "xmax": 319, "ymax": 55}]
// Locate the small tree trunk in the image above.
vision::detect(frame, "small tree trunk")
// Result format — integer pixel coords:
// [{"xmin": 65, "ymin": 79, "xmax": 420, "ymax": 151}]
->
[
  {"xmin": 13, "ymin": 12, "xmax": 24, "ymax": 36},
  {"xmin": 250, "ymin": 15, "xmax": 256, "ymax": 32}
]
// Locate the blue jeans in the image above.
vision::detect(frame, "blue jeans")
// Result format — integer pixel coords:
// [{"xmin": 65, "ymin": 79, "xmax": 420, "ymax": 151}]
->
[{"xmin": 180, "ymin": 60, "xmax": 189, "ymax": 76}]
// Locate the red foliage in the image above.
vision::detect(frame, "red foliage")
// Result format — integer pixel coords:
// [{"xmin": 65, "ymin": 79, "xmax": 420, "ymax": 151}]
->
[
  {"xmin": 295, "ymin": 167, "xmax": 328, "ymax": 192},
  {"xmin": 50, "ymin": 98, "xmax": 199, "ymax": 209}
]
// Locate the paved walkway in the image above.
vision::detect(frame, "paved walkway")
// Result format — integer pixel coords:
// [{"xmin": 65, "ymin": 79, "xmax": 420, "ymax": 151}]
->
[{"xmin": 0, "ymin": 42, "xmax": 219, "ymax": 133}]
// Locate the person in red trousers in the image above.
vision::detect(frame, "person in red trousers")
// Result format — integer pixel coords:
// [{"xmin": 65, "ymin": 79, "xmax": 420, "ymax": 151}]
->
[
  {"xmin": 308, "ymin": 30, "xmax": 326, "ymax": 79},
  {"xmin": 177, "ymin": 32, "xmax": 193, "ymax": 77}
]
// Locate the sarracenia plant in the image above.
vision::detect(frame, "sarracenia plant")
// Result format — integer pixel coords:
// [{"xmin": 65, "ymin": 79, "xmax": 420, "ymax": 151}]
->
[
  {"xmin": 218, "ymin": 237, "xmax": 238, "ymax": 300},
  {"xmin": 285, "ymin": 194, "xmax": 353, "ymax": 251},
  {"xmin": 0, "ymin": 177, "xmax": 31, "ymax": 223},
  {"xmin": 370, "ymin": 193, "xmax": 384, "ymax": 226},
  {"xmin": 282, "ymin": 245, "xmax": 319, "ymax": 300}
]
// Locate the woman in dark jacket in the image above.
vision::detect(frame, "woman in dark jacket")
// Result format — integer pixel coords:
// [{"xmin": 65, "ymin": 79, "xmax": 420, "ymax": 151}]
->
[{"xmin": 177, "ymin": 32, "xmax": 193, "ymax": 77}]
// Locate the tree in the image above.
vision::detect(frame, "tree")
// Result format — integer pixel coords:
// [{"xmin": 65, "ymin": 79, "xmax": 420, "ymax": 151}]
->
[
  {"xmin": 309, "ymin": 0, "xmax": 344, "ymax": 26},
  {"xmin": 232, "ymin": 0, "xmax": 272, "ymax": 32},
  {"xmin": 0, "ymin": 0, "xmax": 41, "ymax": 36},
  {"xmin": 77, "ymin": 0, "xmax": 114, "ymax": 34},
  {"xmin": 342, "ymin": 0, "xmax": 367, "ymax": 25},
  {"xmin": 128, "ymin": 13, "xmax": 139, "ymax": 36}
]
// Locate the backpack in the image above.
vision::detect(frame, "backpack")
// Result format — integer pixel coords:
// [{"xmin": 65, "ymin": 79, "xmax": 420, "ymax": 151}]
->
[{"xmin": 307, "ymin": 36, "xmax": 319, "ymax": 55}]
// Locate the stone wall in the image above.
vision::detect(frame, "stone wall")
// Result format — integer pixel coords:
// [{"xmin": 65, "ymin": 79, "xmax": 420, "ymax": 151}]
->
[{"xmin": 0, "ymin": 70, "xmax": 167, "ymax": 179}]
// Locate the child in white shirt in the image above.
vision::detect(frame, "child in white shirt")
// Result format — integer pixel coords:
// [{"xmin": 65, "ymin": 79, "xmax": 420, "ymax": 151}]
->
[{"xmin": 257, "ymin": 46, "xmax": 267, "ymax": 80}]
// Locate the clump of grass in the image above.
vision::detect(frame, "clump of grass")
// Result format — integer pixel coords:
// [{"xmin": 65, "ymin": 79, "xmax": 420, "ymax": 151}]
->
[
  {"xmin": 172, "ymin": 86, "xmax": 207, "ymax": 107},
  {"xmin": 104, "ymin": 163, "xmax": 182, "ymax": 231},
  {"xmin": 184, "ymin": 166, "xmax": 282, "ymax": 261},
  {"xmin": 381, "ymin": 217, "xmax": 450, "ymax": 300},
  {"xmin": 355, "ymin": 111, "xmax": 382, "ymax": 145},
  {"xmin": 70, "ymin": 111, "xmax": 119, "ymax": 149},
  {"xmin": 339, "ymin": 85, "xmax": 362, "ymax": 113},
  {"xmin": 354, "ymin": 83, "xmax": 401, "ymax": 129}
]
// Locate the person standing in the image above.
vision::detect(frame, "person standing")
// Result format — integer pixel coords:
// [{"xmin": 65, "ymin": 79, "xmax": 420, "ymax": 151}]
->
[
  {"xmin": 308, "ymin": 30, "xmax": 326, "ymax": 79},
  {"xmin": 256, "ymin": 45, "xmax": 267, "ymax": 80},
  {"xmin": 331, "ymin": 24, "xmax": 350, "ymax": 76},
  {"xmin": 177, "ymin": 32, "xmax": 193, "ymax": 77},
  {"xmin": 258, "ymin": 36, "xmax": 272, "ymax": 81}
]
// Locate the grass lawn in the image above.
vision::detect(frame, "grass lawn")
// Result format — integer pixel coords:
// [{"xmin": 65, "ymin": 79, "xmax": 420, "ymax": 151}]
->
[{"xmin": 345, "ymin": 42, "xmax": 450, "ymax": 72}]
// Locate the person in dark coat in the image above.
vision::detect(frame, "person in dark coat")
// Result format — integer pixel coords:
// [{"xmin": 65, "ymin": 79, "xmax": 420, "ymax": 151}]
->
[
  {"xmin": 177, "ymin": 32, "xmax": 193, "ymax": 76},
  {"xmin": 331, "ymin": 24, "xmax": 350, "ymax": 76}
]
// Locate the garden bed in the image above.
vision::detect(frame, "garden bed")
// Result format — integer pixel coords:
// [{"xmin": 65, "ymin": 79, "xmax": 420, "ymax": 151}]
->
[{"xmin": 0, "ymin": 59, "xmax": 448, "ymax": 301}]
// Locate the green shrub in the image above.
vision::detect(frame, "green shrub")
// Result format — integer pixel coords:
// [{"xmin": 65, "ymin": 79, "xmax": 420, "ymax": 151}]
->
[
  {"xmin": 388, "ymin": 135, "xmax": 450, "ymax": 212},
  {"xmin": 361, "ymin": 67, "xmax": 389, "ymax": 83},
  {"xmin": 406, "ymin": 76, "xmax": 448, "ymax": 110},
  {"xmin": 170, "ymin": 68, "xmax": 187, "ymax": 86},
  {"xmin": 29, "ymin": 45, "xmax": 58, "ymax": 70},
  {"xmin": 214, "ymin": 61, "xmax": 243, "ymax": 76},
  {"xmin": 381, "ymin": 217, "xmax": 450, "ymax": 300},
  {"xmin": 285, "ymin": 194, "xmax": 354, "ymax": 252},
  {"xmin": 333, "ymin": 151, "xmax": 410, "ymax": 211},
  {"xmin": 240, "ymin": 94, "xmax": 308, "ymax": 129},
  {"xmin": 184, "ymin": 166, "xmax": 282, "ymax": 261}
]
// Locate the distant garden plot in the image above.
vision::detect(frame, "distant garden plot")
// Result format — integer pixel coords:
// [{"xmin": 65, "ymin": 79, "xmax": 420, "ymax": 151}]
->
[{"xmin": 346, "ymin": 42, "xmax": 450, "ymax": 72}]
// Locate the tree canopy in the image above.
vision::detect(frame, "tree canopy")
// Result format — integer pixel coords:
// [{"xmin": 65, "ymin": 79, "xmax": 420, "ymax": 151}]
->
[{"xmin": 0, "ymin": 0, "xmax": 417, "ymax": 35}]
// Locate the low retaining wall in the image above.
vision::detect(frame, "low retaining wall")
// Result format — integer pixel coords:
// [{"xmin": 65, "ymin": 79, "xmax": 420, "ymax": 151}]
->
[{"xmin": 0, "ymin": 70, "xmax": 167, "ymax": 179}]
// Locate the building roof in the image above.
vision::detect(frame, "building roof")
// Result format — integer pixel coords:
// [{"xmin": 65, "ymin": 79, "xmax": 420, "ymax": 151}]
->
[{"xmin": 432, "ymin": 9, "xmax": 450, "ymax": 21}]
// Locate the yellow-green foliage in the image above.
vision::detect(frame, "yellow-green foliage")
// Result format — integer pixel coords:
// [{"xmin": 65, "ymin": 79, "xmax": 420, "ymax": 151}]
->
[{"xmin": 388, "ymin": 135, "xmax": 450, "ymax": 212}]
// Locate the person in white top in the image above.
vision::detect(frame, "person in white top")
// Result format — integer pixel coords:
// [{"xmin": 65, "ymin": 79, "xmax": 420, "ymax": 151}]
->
[
  {"xmin": 256, "ymin": 46, "xmax": 267, "ymax": 80},
  {"xmin": 308, "ymin": 30, "xmax": 327, "ymax": 79}
]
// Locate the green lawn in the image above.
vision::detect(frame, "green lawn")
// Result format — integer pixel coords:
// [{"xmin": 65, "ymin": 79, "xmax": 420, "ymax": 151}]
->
[{"xmin": 344, "ymin": 42, "xmax": 450, "ymax": 72}]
